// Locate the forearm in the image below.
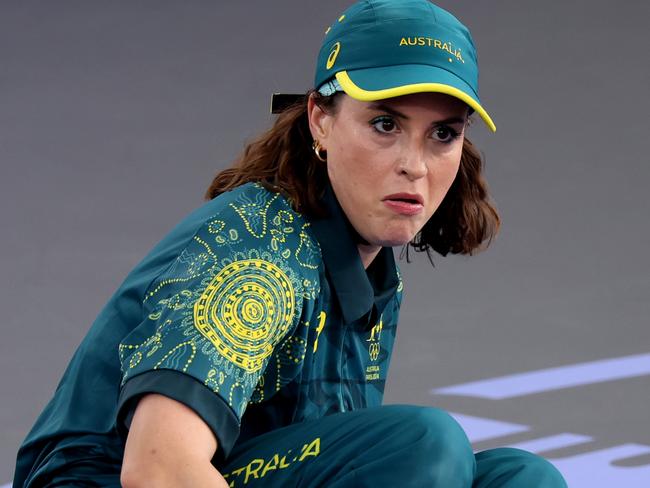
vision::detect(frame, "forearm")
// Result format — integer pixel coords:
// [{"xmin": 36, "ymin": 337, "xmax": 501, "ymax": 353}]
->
[
  {"xmin": 121, "ymin": 459, "xmax": 229, "ymax": 488},
  {"xmin": 175, "ymin": 462, "xmax": 230, "ymax": 488},
  {"xmin": 122, "ymin": 394, "xmax": 228, "ymax": 488}
]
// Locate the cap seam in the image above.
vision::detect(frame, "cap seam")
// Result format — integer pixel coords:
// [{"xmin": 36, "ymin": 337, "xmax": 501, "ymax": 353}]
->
[
  {"xmin": 367, "ymin": 0, "xmax": 377, "ymax": 27},
  {"xmin": 323, "ymin": 16, "xmax": 461, "ymax": 47},
  {"xmin": 426, "ymin": 0, "xmax": 438, "ymax": 21}
]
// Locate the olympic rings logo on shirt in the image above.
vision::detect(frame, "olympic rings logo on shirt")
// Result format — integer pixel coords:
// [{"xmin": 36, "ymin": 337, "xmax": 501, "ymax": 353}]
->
[{"xmin": 369, "ymin": 342, "xmax": 381, "ymax": 362}]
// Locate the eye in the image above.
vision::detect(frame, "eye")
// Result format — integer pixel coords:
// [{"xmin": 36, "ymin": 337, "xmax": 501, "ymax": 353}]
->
[
  {"xmin": 371, "ymin": 116, "xmax": 398, "ymax": 134},
  {"xmin": 432, "ymin": 125, "xmax": 461, "ymax": 143}
]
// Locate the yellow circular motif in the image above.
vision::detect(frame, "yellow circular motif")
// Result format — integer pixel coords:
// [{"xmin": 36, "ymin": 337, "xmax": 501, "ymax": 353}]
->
[{"xmin": 193, "ymin": 259, "xmax": 296, "ymax": 373}]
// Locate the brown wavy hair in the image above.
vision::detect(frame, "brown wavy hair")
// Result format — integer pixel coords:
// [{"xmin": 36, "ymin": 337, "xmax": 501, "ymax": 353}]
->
[{"xmin": 205, "ymin": 89, "xmax": 500, "ymax": 263}]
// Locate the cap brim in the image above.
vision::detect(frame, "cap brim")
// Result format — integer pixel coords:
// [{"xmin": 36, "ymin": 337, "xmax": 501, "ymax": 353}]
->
[{"xmin": 336, "ymin": 66, "xmax": 496, "ymax": 132}]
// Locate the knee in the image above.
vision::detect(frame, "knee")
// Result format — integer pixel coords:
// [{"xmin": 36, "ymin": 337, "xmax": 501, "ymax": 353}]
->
[
  {"xmin": 385, "ymin": 405, "xmax": 475, "ymax": 484},
  {"xmin": 406, "ymin": 407, "xmax": 470, "ymax": 447},
  {"xmin": 476, "ymin": 447, "xmax": 567, "ymax": 487}
]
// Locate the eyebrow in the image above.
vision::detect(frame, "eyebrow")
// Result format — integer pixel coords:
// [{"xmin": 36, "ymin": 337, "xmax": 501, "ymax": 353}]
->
[{"xmin": 367, "ymin": 102, "xmax": 467, "ymax": 126}]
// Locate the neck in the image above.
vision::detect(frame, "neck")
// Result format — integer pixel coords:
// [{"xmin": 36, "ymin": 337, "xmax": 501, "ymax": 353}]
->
[{"xmin": 357, "ymin": 243, "xmax": 382, "ymax": 270}]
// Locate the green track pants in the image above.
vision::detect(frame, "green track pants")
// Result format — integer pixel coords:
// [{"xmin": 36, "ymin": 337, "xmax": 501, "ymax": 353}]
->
[{"xmin": 219, "ymin": 405, "xmax": 568, "ymax": 487}]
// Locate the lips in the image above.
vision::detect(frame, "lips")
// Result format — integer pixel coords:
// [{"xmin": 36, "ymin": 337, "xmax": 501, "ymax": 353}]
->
[
  {"xmin": 382, "ymin": 193, "xmax": 425, "ymax": 216},
  {"xmin": 382, "ymin": 193, "xmax": 424, "ymax": 205}
]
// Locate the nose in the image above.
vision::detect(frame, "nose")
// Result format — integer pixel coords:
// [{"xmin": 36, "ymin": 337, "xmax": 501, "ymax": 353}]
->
[{"xmin": 397, "ymin": 140, "xmax": 428, "ymax": 180}]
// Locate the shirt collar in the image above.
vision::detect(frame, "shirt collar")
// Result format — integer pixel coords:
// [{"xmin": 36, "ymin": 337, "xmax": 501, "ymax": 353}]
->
[{"xmin": 307, "ymin": 181, "xmax": 400, "ymax": 325}]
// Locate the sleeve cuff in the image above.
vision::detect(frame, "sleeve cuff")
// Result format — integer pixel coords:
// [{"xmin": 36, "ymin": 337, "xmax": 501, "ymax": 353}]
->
[{"xmin": 117, "ymin": 369, "xmax": 240, "ymax": 460}]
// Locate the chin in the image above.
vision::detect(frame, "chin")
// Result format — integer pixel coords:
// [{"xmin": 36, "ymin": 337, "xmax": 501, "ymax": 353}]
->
[{"xmin": 373, "ymin": 228, "xmax": 417, "ymax": 248}]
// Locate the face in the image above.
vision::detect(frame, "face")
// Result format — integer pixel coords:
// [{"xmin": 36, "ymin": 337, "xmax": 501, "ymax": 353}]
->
[{"xmin": 308, "ymin": 91, "xmax": 468, "ymax": 249}]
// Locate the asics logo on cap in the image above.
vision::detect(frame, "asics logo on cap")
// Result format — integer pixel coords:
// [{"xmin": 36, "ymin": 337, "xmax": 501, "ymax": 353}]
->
[{"xmin": 326, "ymin": 42, "xmax": 341, "ymax": 70}]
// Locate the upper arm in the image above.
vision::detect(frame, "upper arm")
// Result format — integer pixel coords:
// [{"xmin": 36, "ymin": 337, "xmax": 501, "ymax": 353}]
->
[
  {"xmin": 117, "ymin": 186, "xmax": 321, "ymax": 457},
  {"xmin": 121, "ymin": 393, "xmax": 226, "ymax": 487}
]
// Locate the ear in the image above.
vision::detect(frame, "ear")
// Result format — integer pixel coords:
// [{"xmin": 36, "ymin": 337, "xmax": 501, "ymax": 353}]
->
[{"xmin": 307, "ymin": 93, "xmax": 334, "ymax": 149}]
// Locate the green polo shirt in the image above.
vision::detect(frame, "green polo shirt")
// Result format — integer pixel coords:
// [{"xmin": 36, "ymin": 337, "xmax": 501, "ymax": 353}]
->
[{"xmin": 14, "ymin": 181, "xmax": 402, "ymax": 486}]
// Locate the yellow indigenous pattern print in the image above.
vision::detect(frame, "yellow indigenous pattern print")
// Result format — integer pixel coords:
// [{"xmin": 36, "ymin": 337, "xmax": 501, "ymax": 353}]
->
[
  {"xmin": 119, "ymin": 183, "xmax": 321, "ymax": 419},
  {"xmin": 194, "ymin": 259, "xmax": 296, "ymax": 373}
]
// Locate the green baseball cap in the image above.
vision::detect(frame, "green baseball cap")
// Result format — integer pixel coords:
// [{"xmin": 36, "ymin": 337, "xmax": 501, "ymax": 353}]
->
[{"xmin": 313, "ymin": 0, "xmax": 496, "ymax": 132}]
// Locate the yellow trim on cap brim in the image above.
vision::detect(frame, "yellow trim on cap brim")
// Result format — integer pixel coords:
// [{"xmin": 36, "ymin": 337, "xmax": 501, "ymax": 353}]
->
[{"xmin": 336, "ymin": 71, "xmax": 496, "ymax": 132}]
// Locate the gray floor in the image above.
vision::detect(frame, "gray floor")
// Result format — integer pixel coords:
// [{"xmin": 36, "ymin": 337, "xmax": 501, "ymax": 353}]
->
[{"xmin": 1, "ymin": 1, "xmax": 649, "ymax": 485}]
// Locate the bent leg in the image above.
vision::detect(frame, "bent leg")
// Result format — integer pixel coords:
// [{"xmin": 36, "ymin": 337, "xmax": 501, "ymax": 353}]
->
[
  {"xmin": 219, "ymin": 404, "xmax": 476, "ymax": 488},
  {"xmin": 474, "ymin": 447, "xmax": 567, "ymax": 488}
]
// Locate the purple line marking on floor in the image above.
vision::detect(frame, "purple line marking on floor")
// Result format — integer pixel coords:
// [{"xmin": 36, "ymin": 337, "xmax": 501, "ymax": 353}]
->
[
  {"xmin": 432, "ymin": 352, "xmax": 650, "ymax": 399},
  {"xmin": 506, "ymin": 433, "xmax": 593, "ymax": 454},
  {"xmin": 552, "ymin": 444, "xmax": 650, "ymax": 487},
  {"xmin": 448, "ymin": 412, "xmax": 529, "ymax": 443},
  {"xmin": 450, "ymin": 411, "xmax": 650, "ymax": 485}
]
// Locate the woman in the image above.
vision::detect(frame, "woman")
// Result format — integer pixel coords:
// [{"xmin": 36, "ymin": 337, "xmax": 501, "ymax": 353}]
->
[{"xmin": 14, "ymin": 0, "xmax": 567, "ymax": 486}]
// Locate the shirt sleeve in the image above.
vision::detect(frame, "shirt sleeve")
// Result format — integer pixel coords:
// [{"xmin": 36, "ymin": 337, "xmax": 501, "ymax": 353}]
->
[{"xmin": 116, "ymin": 189, "xmax": 319, "ymax": 458}]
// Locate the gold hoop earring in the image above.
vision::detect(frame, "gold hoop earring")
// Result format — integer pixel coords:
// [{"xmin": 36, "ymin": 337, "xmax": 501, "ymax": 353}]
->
[{"xmin": 312, "ymin": 140, "xmax": 327, "ymax": 162}]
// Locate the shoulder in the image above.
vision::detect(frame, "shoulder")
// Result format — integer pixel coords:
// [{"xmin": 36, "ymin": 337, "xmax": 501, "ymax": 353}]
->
[
  {"xmin": 144, "ymin": 182, "xmax": 323, "ymax": 305},
  {"xmin": 201, "ymin": 182, "xmax": 321, "ymax": 273}
]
